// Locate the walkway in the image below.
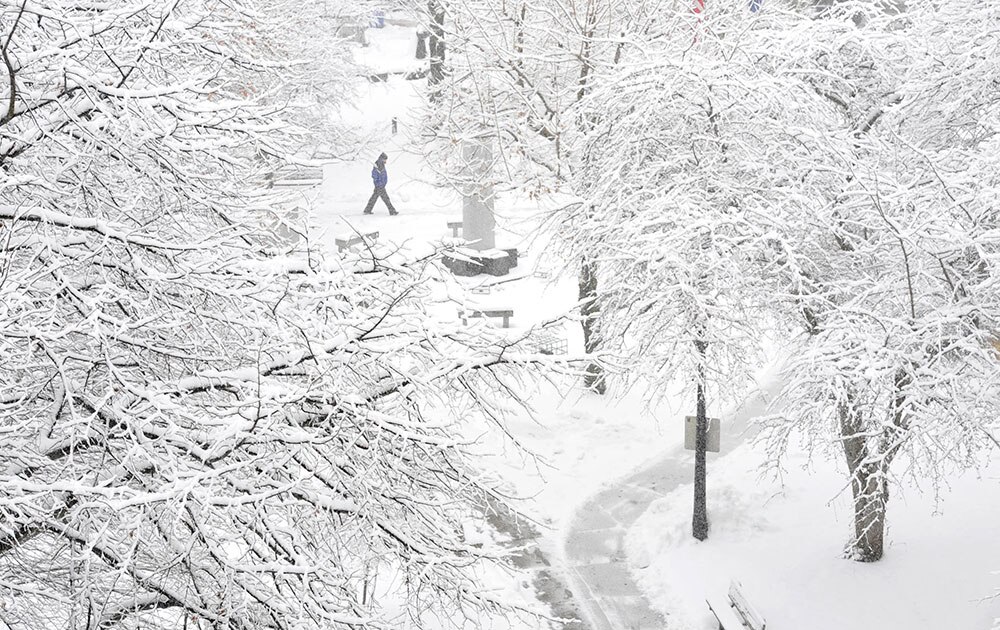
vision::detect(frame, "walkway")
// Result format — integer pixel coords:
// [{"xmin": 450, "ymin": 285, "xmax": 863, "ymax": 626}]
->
[
  {"xmin": 485, "ymin": 500, "xmax": 592, "ymax": 629},
  {"xmin": 562, "ymin": 375, "xmax": 782, "ymax": 629}
]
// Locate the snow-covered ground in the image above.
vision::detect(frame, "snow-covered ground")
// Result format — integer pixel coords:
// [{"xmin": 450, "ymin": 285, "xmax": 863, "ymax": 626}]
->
[
  {"xmin": 628, "ymin": 441, "xmax": 1000, "ymax": 630},
  {"xmin": 314, "ymin": 20, "xmax": 1000, "ymax": 630}
]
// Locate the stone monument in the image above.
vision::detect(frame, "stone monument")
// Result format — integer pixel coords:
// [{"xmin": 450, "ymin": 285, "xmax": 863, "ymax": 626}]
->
[
  {"xmin": 461, "ymin": 140, "xmax": 495, "ymax": 251},
  {"xmin": 443, "ymin": 138, "xmax": 518, "ymax": 277}
]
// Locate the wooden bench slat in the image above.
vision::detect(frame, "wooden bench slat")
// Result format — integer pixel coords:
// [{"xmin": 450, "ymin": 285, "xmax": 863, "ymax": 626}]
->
[
  {"xmin": 706, "ymin": 598, "xmax": 745, "ymax": 630},
  {"xmin": 266, "ymin": 167, "xmax": 324, "ymax": 188},
  {"xmin": 459, "ymin": 308, "xmax": 514, "ymax": 328},
  {"xmin": 728, "ymin": 581, "xmax": 766, "ymax": 630},
  {"xmin": 335, "ymin": 231, "xmax": 379, "ymax": 252},
  {"xmin": 707, "ymin": 580, "xmax": 766, "ymax": 630}
]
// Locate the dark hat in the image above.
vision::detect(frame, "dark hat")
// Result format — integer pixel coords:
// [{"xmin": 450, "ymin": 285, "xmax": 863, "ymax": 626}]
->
[{"xmin": 377, "ymin": 152, "xmax": 388, "ymax": 161}]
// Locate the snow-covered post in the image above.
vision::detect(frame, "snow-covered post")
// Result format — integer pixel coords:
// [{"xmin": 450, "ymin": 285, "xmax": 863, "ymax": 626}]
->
[
  {"xmin": 692, "ymin": 336, "xmax": 709, "ymax": 541},
  {"xmin": 461, "ymin": 139, "xmax": 495, "ymax": 251}
]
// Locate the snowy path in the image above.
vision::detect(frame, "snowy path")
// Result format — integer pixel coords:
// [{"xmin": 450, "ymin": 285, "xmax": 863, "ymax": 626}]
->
[
  {"xmin": 318, "ymin": 24, "xmax": 787, "ymax": 629},
  {"xmin": 562, "ymin": 375, "xmax": 783, "ymax": 630}
]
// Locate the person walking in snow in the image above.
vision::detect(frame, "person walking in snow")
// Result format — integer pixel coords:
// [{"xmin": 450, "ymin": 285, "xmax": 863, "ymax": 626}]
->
[{"xmin": 363, "ymin": 152, "xmax": 398, "ymax": 215}]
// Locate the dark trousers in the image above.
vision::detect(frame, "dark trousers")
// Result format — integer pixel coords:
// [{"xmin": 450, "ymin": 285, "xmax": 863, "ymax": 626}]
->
[{"xmin": 363, "ymin": 187, "xmax": 397, "ymax": 214}]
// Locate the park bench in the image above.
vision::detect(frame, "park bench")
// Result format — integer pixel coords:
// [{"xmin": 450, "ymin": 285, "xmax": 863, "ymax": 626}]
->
[
  {"xmin": 335, "ymin": 231, "xmax": 379, "ymax": 253},
  {"xmin": 707, "ymin": 580, "xmax": 766, "ymax": 630},
  {"xmin": 447, "ymin": 221, "xmax": 463, "ymax": 237},
  {"xmin": 266, "ymin": 166, "xmax": 324, "ymax": 188},
  {"xmin": 459, "ymin": 307, "xmax": 514, "ymax": 329},
  {"xmin": 333, "ymin": 22, "xmax": 368, "ymax": 46}
]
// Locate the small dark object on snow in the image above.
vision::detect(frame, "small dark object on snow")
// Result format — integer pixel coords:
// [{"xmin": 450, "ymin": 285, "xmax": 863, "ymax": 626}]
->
[{"xmin": 416, "ymin": 30, "xmax": 428, "ymax": 59}]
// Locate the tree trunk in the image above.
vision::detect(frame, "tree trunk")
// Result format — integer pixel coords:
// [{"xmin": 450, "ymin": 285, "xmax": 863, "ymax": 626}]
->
[
  {"xmin": 579, "ymin": 258, "xmax": 605, "ymax": 394},
  {"xmin": 849, "ymin": 462, "xmax": 888, "ymax": 561},
  {"xmin": 839, "ymin": 399, "xmax": 889, "ymax": 562},
  {"xmin": 428, "ymin": 0, "xmax": 446, "ymax": 88},
  {"xmin": 692, "ymin": 338, "xmax": 709, "ymax": 541},
  {"xmin": 512, "ymin": 3, "xmax": 526, "ymax": 87}
]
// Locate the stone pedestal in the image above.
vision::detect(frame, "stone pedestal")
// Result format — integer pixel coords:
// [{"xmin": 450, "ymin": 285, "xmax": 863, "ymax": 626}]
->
[
  {"xmin": 444, "ymin": 138, "xmax": 520, "ymax": 278},
  {"xmin": 479, "ymin": 249, "xmax": 513, "ymax": 276},
  {"xmin": 502, "ymin": 248, "xmax": 518, "ymax": 268},
  {"xmin": 442, "ymin": 249, "xmax": 480, "ymax": 276},
  {"xmin": 443, "ymin": 247, "xmax": 518, "ymax": 277}
]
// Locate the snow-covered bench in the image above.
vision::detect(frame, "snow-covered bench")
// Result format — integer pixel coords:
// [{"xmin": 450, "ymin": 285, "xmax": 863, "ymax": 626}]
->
[
  {"xmin": 459, "ymin": 307, "xmax": 514, "ymax": 329},
  {"xmin": 335, "ymin": 231, "xmax": 379, "ymax": 253},
  {"xmin": 265, "ymin": 166, "xmax": 323, "ymax": 188},
  {"xmin": 707, "ymin": 580, "xmax": 766, "ymax": 630},
  {"xmin": 447, "ymin": 221, "xmax": 462, "ymax": 237}
]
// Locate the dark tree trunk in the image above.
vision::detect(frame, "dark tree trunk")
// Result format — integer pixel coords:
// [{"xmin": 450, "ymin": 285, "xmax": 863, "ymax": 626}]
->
[
  {"xmin": 579, "ymin": 258, "xmax": 605, "ymax": 394},
  {"xmin": 839, "ymin": 399, "xmax": 889, "ymax": 562},
  {"xmin": 512, "ymin": 3, "xmax": 526, "ymax": 87},
  {"xmin": 849, "ymin": 462, "xmax": 888, "ymax": 561},
  {"xmin": 428, "ymin": 0, "xmax": 446, "ymax": 88},
  {"xmin": 692, "ymin": 338, "xmax": 709, "ymax": 541}
]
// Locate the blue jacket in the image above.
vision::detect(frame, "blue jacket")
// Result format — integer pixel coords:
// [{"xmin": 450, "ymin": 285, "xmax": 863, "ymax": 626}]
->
[{"xmin": 372, "ymin": 164, "xmax": 388, "ymax": 188}]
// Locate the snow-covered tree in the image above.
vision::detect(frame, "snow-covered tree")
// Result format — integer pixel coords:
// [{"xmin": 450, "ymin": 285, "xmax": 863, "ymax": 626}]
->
[
  {"xmin": 0, "ymin": 1, "xmax": 555, "ymax": 627},
  {"xmin": 556, "ymin": 1, "xmax": 837, "ymax": 538},
  {"xmin": 420, "ymin": 0, "xmax": 664, "ymax": 392},
  {"xmin": 764, "ymin": 0, "xmax": 1000, "ymax": 562},
  {"xmin": 522, "ymin": 0, "xmax": 1000, "ymax": 560}
]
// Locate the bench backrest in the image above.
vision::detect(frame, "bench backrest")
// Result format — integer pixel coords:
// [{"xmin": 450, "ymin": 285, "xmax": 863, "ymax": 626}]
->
[
  {"xmin": 335, "ymin": 232, "xmax": 379, "ymax": 250},
  {"xmin": 336, "ymin": 232, "xmax": 378, "ymax": 243},
  {"xmin": 728, "ymin": 581, "xmax": 766, "ymax": 630}
]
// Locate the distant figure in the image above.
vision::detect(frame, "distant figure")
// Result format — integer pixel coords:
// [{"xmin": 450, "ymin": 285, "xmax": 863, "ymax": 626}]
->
[
  {"xmin": 391, "ymin": 117, "xmax": 398, "ymax": 135},
  {"xmin": 363, "ymin": 152, "xmax": 398, "ymax": 216}
]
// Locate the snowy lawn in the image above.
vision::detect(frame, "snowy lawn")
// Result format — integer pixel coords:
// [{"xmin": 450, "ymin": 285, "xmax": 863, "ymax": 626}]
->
[
  {"xmin": 627, "ymin": 439, "xmax": 1000, "ymax": 630},
  {"xmin": 479, "ymin": 380, "xmax": 683, "ymax": 527}
]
